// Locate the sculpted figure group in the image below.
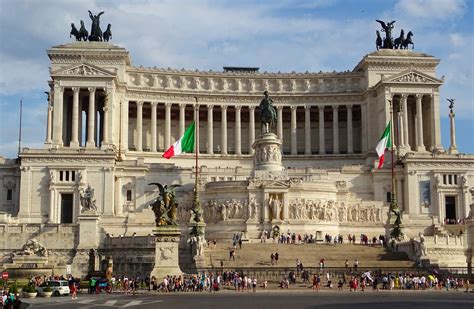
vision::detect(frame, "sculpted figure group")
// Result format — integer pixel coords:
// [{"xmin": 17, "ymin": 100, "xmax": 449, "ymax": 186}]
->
[
  {"xmin": 375, "ymin": 20, "xmax": 414, "ymax": 50},
  {"xmin": 148, "ymin": 183, "xmax": 181, "ymax": 226},
  {"xmin": 70, "ymin": 10, "xmax": 112, "ymax": 42},
  {"xmin": 288, "ymin": 199, "xmax": 382, "ymax": 223}
]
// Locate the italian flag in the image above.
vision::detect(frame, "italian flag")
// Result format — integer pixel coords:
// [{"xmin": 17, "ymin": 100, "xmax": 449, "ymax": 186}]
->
[
  {"xmin": 162, "ymin": 121, "xmax": 195, "ymax": 159},
  {"xmin": 375, "ymin": 121, "xmax": 392, "ymax": 169}
]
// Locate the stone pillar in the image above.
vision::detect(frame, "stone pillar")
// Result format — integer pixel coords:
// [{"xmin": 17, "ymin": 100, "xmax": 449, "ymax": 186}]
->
[
  {"xmin": 235, "ymin": 105, "xmax": 242, "ymax": 155},
  {"xmin": 415, "ymin": 94, "xmax": 425, "ymax": 151},
  {"xmin": 102, "ymin": 105, "xmax": 109, "ymax": 148},
  {"xmin": 431, "ymin": 93, "xmax": 443, "ymax": 150},
  {"xmin": 361, "ymin": 103, "xmax": 368, "ymax": 153},
  {"xmin": 45, "ymin": 103, "xmax": 53, "ymax": 145},
  {"xmin": 448, "ymin": 111, "xmax": 458, "ymax": 154},
  {"xmin": 136, "ymin": 101, "xmax": 143, "ymax": 152},
  {"xmin": 277, "ymin": 106, "xmax": 283, "ymax": 140},
  {"xmin": 290, "ymin": 106, "xmax": 297, "ymax": 155},
  {"xmin": 165, "ymin": 103, "xmax": 172, "ymax": 149},
  {"xmin": 319, "ymin": 106, "xmax": 325, "ymax": 154},
  {"xmin": 86, "ymin": 87, "xmax": 96, "ymax": 148},
  {"xmin": 49, "ymin": 187, "xmax": 56, "ymax": 223},
  {"xmin": 347, "ymin": 104, "xmax": 353, "ymax": 154},
  {"xmin": 249, "ymin": 106, "xmax": 255, "ymax": 154},
  {"xmin": 52, "ymin": 84, "xmax": 64, "ymax": 146},
  {"xmin": 115, "ymin": 176, "xmax": 123, "ymax": 216},
  {"xmin": 333, "ymin": 105, "xmax": 339, "ymax": 154},
  {"xmin": 179, "ymin": 103, "xmax": 186, "ymax": 136},
  {"xmin": 207, "ymin": 105, "xmax": 214, "ymax": 154},
  {"xmin": 221, "ymin": 105, "xmax": 228, "ymax": 155},
  {"xmin": 304, "ymin": 105, "xmax": 311, "ymax": 155},
  {"xmin": 397, "ymin": 101, "xmax": 404, "ymax": 148},
  {"xmin": 122, "ymin": 100, "xmax": 129, "ymax": 152},
  {"xmin": 151, "ymin": 102, "xmax": 158, "ymax": 152},
  {"xmin": 70, "ymin": 87, "xmax": 80, "ymax": 148},
  {"xmin": 401, "ymin": 94, "xmax": 409, "ymax": 149}
]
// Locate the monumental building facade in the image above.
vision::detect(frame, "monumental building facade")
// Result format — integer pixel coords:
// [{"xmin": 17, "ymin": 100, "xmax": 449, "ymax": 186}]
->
[{"xmin": 0, "ymin": 42, "xmax": 473, "ymax": 275}]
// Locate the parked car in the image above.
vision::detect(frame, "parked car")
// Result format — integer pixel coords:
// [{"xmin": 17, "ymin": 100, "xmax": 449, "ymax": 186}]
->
[{"xmin": 36, "ymin": 280, "xmax": 70, "ymax": 296}]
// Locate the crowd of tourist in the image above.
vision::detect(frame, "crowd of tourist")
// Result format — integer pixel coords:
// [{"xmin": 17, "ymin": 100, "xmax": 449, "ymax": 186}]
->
[{"xmin": 257, "ymin": 230, "xmax": 387, "ymax": 247}]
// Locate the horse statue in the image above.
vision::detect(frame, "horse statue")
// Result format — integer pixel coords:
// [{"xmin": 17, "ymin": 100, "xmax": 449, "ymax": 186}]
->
[
  {"xmin": 70, "ymin": 23, "xmax": 81, "ymax": 41},
  {"xmin": 149, "ymin": 183, "xmax": 181, "ymax": 226},
  {"xmin": 79, "ymin": 20, "xmax": 89, "ymax": 41},
  {"xmin": 401, "ymin": 31, "xmax": 414, "ymax": 49},
  {"xmin": 259, "ymin": 91, "xmax": 277, "ymax": 134},
  {"xmin": 394, "ymin": 29, "xmax": 405, "ymax": 49},
  {"xmin": 375, "ymin": 30, "xmax": 383, "ymax": 50},
  {"xmin": 103, "ymin": 24, "xmax": 112, "ymax": 42}
]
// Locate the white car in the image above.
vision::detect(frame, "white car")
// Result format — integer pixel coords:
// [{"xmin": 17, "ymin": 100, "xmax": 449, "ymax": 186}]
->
[{"xmin": 36, "ymin": 280, "xmax": 70, "ymax": 296}]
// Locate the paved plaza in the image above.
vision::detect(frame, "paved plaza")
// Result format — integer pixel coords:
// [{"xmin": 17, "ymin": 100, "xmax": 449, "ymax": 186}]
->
[{"xmin": 22, "ymin": 290, "xmax": 474, "ymax": 309}]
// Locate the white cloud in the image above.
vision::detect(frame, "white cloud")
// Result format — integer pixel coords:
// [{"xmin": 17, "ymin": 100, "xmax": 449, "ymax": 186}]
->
[{"xmin": 395, "ymin": 0, "xmax": 467, "ymax": 20}]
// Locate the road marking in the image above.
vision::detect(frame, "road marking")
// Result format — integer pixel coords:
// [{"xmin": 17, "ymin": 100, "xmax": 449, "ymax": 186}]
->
[
  {"xmin": 78, "ymin": 299, "xmax": 95, "ymax": 304},
  {"xmin": 121, "ymin": 300, "xmax": 144, "ymax": 307},
  {"xmin": 104, "ymin": 300, "xmax": 118, "ymax": 306}
]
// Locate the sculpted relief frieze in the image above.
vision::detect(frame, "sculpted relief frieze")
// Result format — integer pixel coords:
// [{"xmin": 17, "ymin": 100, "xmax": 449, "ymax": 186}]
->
[
  {"xmin": 201, "ymin": 198, "xmax": 258, "ymax": 223},
  {"xmin": 125, "ymin": 70, "xmax": 363, "ymax": 94},
  {"xmin": 288, "ymin": 199, "xmax": 382, "ymax": 223}
]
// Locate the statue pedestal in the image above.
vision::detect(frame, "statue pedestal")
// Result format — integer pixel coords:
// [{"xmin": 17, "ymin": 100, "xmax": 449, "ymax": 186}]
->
[
  {"xmin": 466, "ymin": 218, "xmax": 474, "ymax": 277},
  {"xmin": 252, "ymin": 133, "xmax": 286, "ymax": 180},
  {"xmin": 188, "ymin": 221, "xmax": 207, "ymax": 268},
  {"xmin": 77, "ymin": 212, "xmax": 100, "ymax": 249},
  {"xmin": 150, "ymin": 226, "xmax": 182, "ymax": 280}
]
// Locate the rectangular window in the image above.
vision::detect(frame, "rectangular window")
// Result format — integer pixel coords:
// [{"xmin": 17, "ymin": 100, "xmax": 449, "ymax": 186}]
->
[
  {"xmin": 7, "ymin": 189, "xmax": 12, "ymax": 201},
  {"xmin": 448, "ymin": 175, "xmax": 452, "ymax": 185},
  {"xmin": 59, "ymin": 171, "xmax": 64, "ymax": 181},
  {"xmin": 386, "ymin": 192, "xmax": 392, "ymax": 203},
  {"xmin": 72, "ymin": 171, "xmax": 75, "ymax": 182},
  {"xmin": 454, "ymin": 175, "xmax": 457, "ymax": 185},
  {"xmin": 65, "ymin": 171, "xmax": 69, "ymax": 181},
  {"xmin": 443, "ymin": 175, "xmax": 447, "ymax": 185},
  {"xmin": 126, "ymin": 190, "xmax": 132, "ymax": 202}
]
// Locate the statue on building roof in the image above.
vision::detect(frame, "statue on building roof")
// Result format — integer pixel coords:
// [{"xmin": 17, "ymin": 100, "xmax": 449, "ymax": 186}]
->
[
  {"xmin": 259, "ymin": 91, "xmax": 277, "ymax": 134},
  {"xmin": 70, "ymin": 11, "xmax": 112, "ymax": 42},
  {"xmin": 88, "ymin": 10, "xmax": 104, "ymax": 41},
  {"xmin": 375, "ymin": 20, "xmax": 414, "ymax": 50}
]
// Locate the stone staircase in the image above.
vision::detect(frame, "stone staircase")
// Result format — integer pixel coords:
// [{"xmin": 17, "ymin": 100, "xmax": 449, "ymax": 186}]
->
[{"xmin": 204, "ymin": 242, "xmax": 413, "ymax": 268}]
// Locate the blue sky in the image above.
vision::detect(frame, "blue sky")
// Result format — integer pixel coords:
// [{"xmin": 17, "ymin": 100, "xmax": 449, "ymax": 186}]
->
[{"xmin": 0, "ymin": 0, "xmax": 472, "ymax": 158}]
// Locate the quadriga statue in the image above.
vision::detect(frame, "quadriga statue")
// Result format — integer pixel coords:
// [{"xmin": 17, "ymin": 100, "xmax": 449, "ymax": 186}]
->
[{"xmin": 149, "ymin": 183, "xmax": 181, "ymax": 226}]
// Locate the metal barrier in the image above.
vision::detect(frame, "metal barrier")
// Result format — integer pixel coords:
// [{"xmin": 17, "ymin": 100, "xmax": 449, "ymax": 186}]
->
[{"xmin": 194, "ymin": 266, "xmax": 470, "ymax": 281}]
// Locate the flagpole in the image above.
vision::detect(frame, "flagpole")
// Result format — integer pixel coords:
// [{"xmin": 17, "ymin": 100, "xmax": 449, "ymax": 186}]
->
[
  {"xmin": 389, "ymin": 99, "xmax": 397, "ymax": 211},
  {"xmin": 194, "ymin": 97, "xmax": 199, "ymax": 195}
]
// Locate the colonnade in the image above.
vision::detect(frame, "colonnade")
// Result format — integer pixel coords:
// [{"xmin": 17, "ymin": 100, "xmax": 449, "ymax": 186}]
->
[
  {"xmin": 391, "ymin": 93, "xmax": 439, "ymax": 152},
  {"xmin": 124, "ymin": 101, "xmax": 361, "ymax": 155},
  {"xmin": 48, "ymin": 86, "xmax": 108, "ymax": 148}
]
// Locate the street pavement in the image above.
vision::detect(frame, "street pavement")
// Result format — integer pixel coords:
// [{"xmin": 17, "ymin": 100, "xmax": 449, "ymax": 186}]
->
[{"xmin": 22, "ymin": 289, "xmax": 474, "ymax": 308}]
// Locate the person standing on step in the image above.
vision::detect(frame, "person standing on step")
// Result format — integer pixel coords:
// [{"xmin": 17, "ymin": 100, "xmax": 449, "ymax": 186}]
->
[
  {"xmin": 274, "ymin": 252, "xmax": 279, "ymax": 265},
  {"xmin": 271, "ymin": 252, "xmax": 275, "ymax": 266}
]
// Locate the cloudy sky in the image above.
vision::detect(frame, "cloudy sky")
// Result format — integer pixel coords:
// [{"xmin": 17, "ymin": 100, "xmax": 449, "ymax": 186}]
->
[{"xmin": 0, "ymin": 0, "xmax": 472, "ymax": 158}]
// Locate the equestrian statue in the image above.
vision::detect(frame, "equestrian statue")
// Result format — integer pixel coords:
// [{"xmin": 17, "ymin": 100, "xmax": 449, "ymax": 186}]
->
[
  {"xmin": 375, "ymin": 20, "xmax": 414, "ymax": 50},
  {"xmin": 69, "ymin": 10, "xmax": 112, "ymax": 42},
  {"xmin": 259, "ymin": 91, "xmax": 277, "ymax": 134}
]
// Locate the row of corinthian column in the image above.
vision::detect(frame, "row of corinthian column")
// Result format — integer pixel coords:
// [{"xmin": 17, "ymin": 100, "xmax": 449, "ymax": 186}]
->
[
  {"xmin": 48, "ymin": 86, "xmax": 108, "ymax": 148},
  {"xmin": 392, "ymin": 93, "xmax": 435, "ymax": 152},
  {"xmin": 127, "ymin": 101, "xmax": 357, "ymax": 155}
]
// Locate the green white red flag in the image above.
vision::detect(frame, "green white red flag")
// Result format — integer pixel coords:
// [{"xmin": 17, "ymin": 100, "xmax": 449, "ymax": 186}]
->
[
  {"xmin": 375, "ymin": 121, "xmax": 392, "ymax": 169},
  {"xmin": 162, "ymin": 121, "xmax": 195, "ymax": 159}
]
